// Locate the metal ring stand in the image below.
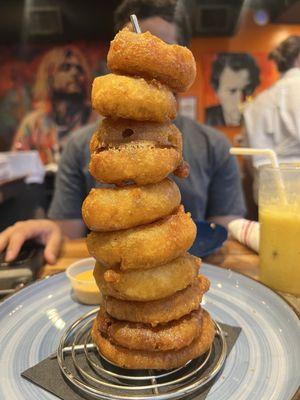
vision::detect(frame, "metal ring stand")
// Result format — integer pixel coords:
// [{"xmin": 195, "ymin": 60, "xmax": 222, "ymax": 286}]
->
[{"xmin": 57, "ymin": 308, "xmax": 227, "ymax": 400}]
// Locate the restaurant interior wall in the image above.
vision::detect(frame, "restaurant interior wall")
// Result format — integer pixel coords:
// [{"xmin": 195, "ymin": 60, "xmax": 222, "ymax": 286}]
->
[
  {"xmin": 182, "ymin": 10, "xmax": 300, "ymax": 144},
  {"xmin": 2, "ymin": 6, "xmax": 300, "ymax": 150}
]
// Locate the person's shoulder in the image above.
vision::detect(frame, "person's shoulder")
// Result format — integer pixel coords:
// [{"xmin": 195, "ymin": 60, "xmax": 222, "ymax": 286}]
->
[
  {"xmin": 65, "ymin": 120, "xmax": 98, "ymax": 150},
  {"xmin": 176, "ymin": 115, "xmax": 231, "ymax": 163},
  {"xmin": 245, "ymin": 87, "xmax": 273, "ymax": 116},
  {"xmin": 177, "ymin": 115, "xmax": 230, "ymax": 144},
  {"xmin": 279, "ymin": 70, "xmax": 300, "ymax": 91},
  {"xmin": 60, "ymin": 120, "xmax": 99, "ymax": 168}
]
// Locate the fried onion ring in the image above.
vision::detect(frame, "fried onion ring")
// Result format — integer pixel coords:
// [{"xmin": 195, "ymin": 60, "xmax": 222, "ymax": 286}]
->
[
  {"xmin": 107, "ymin": 28, "xmax": 196, "ymax": 93},
  {"xmin": 89, "ymin": 118, "xmax": 189, "ymax": 184},
  {"xmin": 82, "ymin": 178, "xmax": 181, "ymax": 231},
  {"xmin": 87, "ymin": 206, "xmax": 197, "ymax": 270},
  {"xmin": 89, "ymin": 140, "xmax": 181, "ymax": 186},
  {"xmin": 89, "ymin": 119, "xmax": 183, "ymax": 185},
  {"xmin": 93, "ymin": 253, "xmax": 200, "ymax": 301},
  {"xmin": 96, "ymin": 118, "xmax": 182, "ymax": 151},
  {"xmin": 91, "ymin": 310, "xmax": 215, "ymax": 370},
  {"xmin": 96, "ymin": 308, "xmax": 202, "ymax": 352},
  {"xmin": 91, "ymin": 74, "xmax": 176, "ymax": 122},
  {"xmin": 105, "ymin": 275, "xmax": 210, "ymax": 326}
]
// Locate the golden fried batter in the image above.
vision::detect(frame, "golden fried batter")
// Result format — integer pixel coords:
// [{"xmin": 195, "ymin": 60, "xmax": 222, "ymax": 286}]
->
[
  {"xmin": 92, "ymin": 74, "xmax": 176, "ymax": 122},
  {"xmin": 89, "ymin": 135, "xmax": 182, "ymax": 185},
  {"xmin": 87, "ymin": 206, "xmax": 197, "ymax": 270},
  {"xmin": 107, "ymin": 28, "xmax": 196, "ymax": 92},
  {"xmin": 88, "ymin": 118, "xmax": 188, "ymax": 184},
  {"xmin": 96, "ymin": 118, "xmax": 182, "ymax": 151},
  {"xmin": 96, "ymin": 308, "xmax": 202, "ymax": 352},
  {"xmin": 82, "ymin": 179, "xmax": 181, "ymax": 231},
  {"xmin": 93, "ymin": 253, "xmax": 200, "ymax": 301},
  {"xmin": 174, "ymin": 160, "xmax": 190, "ymax": 179},
  {"xmin": 91, "ymin": 310, "xmax": 215, "ymax": 370},
  {"xmin": 105, "ymin": 275, "xmax": 210, "ymax": 326}
]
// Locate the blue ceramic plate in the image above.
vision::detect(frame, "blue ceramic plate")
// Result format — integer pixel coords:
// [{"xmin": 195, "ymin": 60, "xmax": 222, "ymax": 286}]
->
[
  {"xmin": 190, "ymin": 221, "xmax": 228, "ymax": 257},
  {"xmin": 0, "ymin": 263, "xmax": 299, "ymax": 400}
]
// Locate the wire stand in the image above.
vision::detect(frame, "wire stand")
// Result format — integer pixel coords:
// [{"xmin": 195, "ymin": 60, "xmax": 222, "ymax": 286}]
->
[{"xmin": 57, "ymin": 308, "xmax": 227, "ymax": 400}]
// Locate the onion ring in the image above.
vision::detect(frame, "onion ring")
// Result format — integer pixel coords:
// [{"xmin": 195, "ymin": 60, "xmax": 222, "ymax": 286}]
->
[
  {"xmin": 96, "ymin": 117, "xmax": 182, "ymax": 151},
  {"xmin": 91, "ymin": 310, "xmax": 215, "ymax": 370},
  {"xmin": 96, "ymin": 308, "xmax": 203, "ymax": 352},
  {"xmin": 107, "ymin": 28, "xmax": 196, "ymax": 92},
  {"xmin": 89, "ymin": 139, "xmax": 182, "ymax": 185},
  {"xmin": 105, "ymin": 275, "xmax": 210, "ymax": 326},
  {"xmin": 87, "ymin": 206, "xmax": 197, "ymax": 270},
  {"xmin": 93, "ymin": 253, "xmax": 200, "ymax": 301},
  {"xmin": 82, "ymin": 178, "xmax": 181, "ymax": 231},
  {"xmin": 91, "ymin": 74, "xmax": 176, "ymax": 122},
  {"xmin": 89, "ymin": 118, "xmax": 188, "ymax": 184}
]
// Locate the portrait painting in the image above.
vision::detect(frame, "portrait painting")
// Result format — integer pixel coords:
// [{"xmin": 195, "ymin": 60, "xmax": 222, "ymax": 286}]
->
[
  {"xmin": 0, "ymin": 42, "xmax": 107, "ymax": 163},
  {"xmin": 202, "ymin": 52, "xmax": 276, "ymax": 127}
]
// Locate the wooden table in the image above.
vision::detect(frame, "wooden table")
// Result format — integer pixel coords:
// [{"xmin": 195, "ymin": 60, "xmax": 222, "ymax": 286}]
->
[
  {"xmin": 39, "ymin": 238, "xmax": 299, "ymax": 313},
  {"xmin": 39, "ymin": 239, "xmax": 90, "ymax": 277},
  {"xmin": 39, "ymin": 238, "xmax": 258, "ymax": 278}
]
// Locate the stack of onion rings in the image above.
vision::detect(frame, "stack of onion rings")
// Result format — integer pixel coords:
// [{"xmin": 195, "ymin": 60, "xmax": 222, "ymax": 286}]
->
[{"xmin": 85, "ymin": 25, "xmax": 215, "ymax": 371}]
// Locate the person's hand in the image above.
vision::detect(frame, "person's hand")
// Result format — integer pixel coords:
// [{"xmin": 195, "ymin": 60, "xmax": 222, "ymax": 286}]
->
[{"xmin": 0, "ymin": 219, "xmax": 63, "ymax": 264}]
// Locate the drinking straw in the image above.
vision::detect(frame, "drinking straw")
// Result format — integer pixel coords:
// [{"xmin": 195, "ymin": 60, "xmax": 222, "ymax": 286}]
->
[{"xmin": 230, "ymin": 147, "xmax": 287, "ymax": 204}]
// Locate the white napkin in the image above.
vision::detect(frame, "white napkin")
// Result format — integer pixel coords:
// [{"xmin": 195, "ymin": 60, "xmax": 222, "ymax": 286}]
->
[
  {"xmin": 0, "ymin": 151, "xmax": 45, "ymax": 184},
  {"xmin": 228, "ymin": 219, "xmax": 260, "ymax": 253}
]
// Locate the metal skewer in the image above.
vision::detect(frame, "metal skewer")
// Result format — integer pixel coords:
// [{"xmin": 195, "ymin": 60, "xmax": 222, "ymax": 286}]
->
[
  {"xmin": 49, "ymin": 343, "xmax": 96, "ymax": 359},
  {"xmin": 130, "ymin": 14, "xmax": 141, "ymax": 33}
]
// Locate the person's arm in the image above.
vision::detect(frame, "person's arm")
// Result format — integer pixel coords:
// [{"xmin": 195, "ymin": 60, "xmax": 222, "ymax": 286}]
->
[
  {"xmin": 0, "ymin": 218, "xmax": 86, "ymax": 263},
  {"xmin": 0, "ymin": 129, "xmax": 90, "ymax": 262},
  {"xmin": 206, "ymin": 137, "xmax": 246, "ymax": 228},
  {"xmin": 0, "ymin": 219, "xmax": 62, "ymax": 264}
]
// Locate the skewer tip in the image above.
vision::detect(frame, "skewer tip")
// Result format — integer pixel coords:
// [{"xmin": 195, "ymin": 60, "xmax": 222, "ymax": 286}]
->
[{"xmin": 130, "ymin": 14, "xmax": 141, "ymax": 33}]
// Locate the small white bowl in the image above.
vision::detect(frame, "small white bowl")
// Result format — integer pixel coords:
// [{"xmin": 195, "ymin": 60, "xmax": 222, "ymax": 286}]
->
[{"xmin": 66, "ymin": 258, "xmax": 102, "ymax": 305}]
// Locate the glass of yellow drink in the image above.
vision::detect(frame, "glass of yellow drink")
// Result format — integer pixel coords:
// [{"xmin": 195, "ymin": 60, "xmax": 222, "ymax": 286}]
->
[{"xmin": 259, "ymin": 164, "xmax": 300, "ymax": 295}]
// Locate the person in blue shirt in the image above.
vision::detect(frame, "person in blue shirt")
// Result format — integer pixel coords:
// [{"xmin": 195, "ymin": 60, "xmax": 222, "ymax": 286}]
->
[{"xmin": 0, "ymin": 0, "xmax": 245, "ymax": 264}]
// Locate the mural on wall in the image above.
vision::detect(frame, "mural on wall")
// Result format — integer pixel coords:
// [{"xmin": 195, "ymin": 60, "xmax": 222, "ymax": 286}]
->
[
  {"xmin": 202, "ymin": 52, "xmax": 276, "ymax": 127},
  {"xmin": 0, "ymin": 42, "xmax": 108, "ymax": 163}
]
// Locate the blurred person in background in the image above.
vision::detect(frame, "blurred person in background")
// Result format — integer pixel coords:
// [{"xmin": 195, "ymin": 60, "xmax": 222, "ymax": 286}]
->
[
  {"xmin": 0, "ymin": 0, "xmax": 246, "ymax": 264},
  {"xmin": 243, "ymin": 36, "xmax": 300, "ymax": 202},
  {"xmin": 244, "ymin": 36, "xmax": 300, "ymax": 168},
  {"xmin": 0, "ymin": 67, "xmax": 31, "ymax": 151},
  {"xmin": 205, "ymin": 53, "xmax": 260, "ymax": 126},
  {"xmin": 12, "ymin": 46, "xmax": 97, "ymax": 165}
]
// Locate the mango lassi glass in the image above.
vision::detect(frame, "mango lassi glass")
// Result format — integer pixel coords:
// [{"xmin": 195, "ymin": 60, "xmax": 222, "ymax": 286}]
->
[{"xmin": 259, "ymin": 164, "xmax": 300, "ymax": 295}]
